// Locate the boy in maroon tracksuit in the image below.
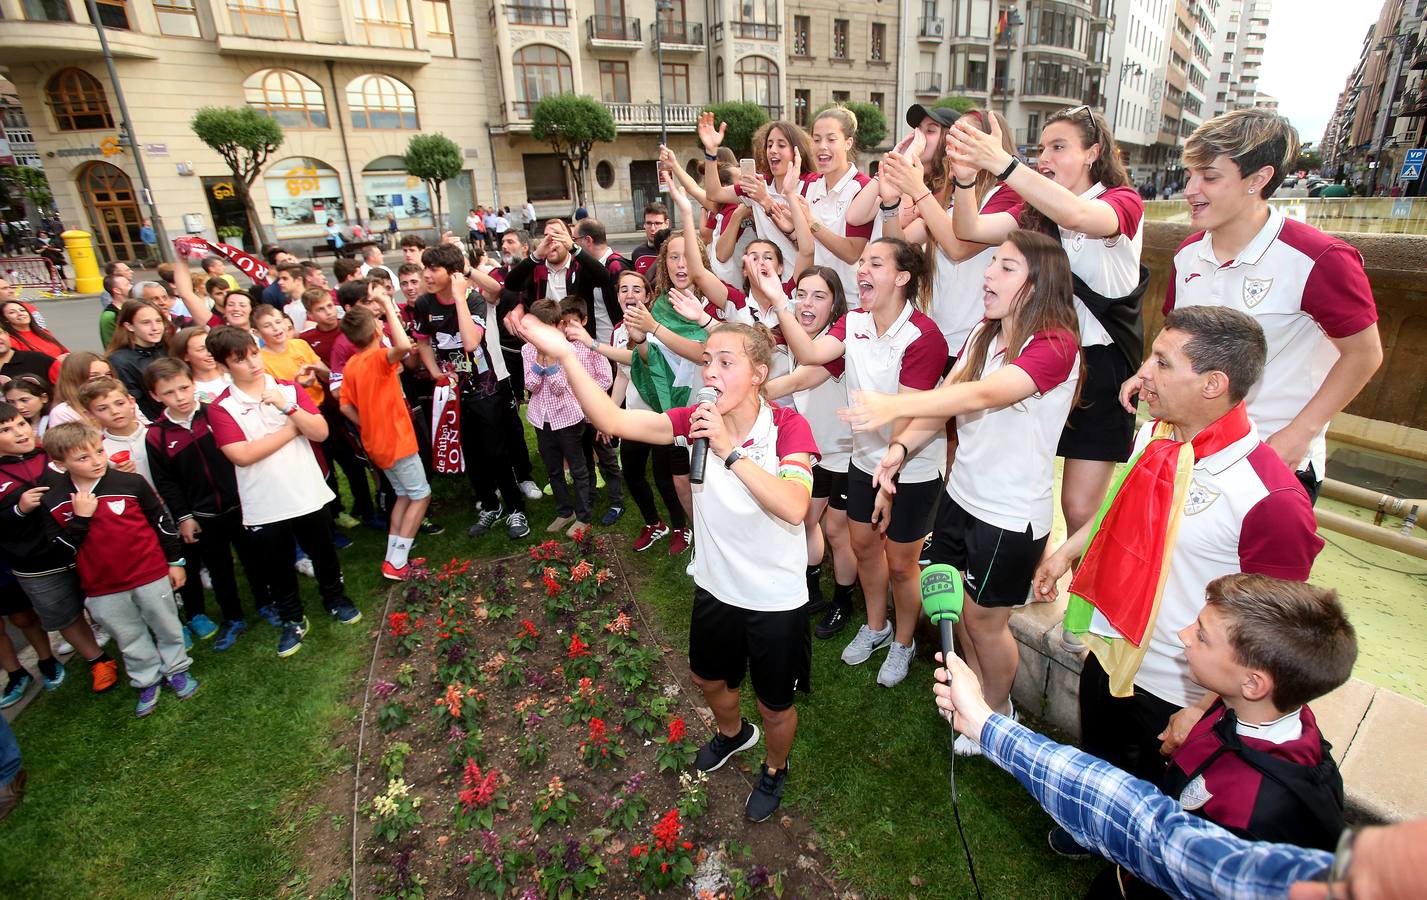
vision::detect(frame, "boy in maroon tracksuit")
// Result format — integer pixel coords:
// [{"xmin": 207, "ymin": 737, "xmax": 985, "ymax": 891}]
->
[{"xmin": 41, "ymin": 421, "xmax": 197, "ymax": 718}]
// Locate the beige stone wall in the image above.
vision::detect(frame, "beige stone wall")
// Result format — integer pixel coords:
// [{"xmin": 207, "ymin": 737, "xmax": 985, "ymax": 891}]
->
[{"xmin": 784, "ymin": 1, "xmax": 899, "ymax": 146}]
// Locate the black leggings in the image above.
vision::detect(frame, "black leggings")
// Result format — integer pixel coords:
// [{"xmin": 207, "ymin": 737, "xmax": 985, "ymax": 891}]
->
[{"xmin": 620, "ymin": 439, "xmax": 686, "ymax": 530}]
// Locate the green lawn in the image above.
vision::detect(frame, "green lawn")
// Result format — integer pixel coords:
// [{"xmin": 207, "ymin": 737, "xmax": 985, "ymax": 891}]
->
[{"xmin": 0, "ymin": 443, "xmax": 1099, "ymax": 898}]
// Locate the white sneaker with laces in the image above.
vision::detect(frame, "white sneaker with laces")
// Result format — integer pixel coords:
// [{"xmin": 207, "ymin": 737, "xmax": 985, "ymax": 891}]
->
[
  {"xmin": 876, "ymin": 639, "xmax": 916, "ymax": 687},
  {"xmin": 53, "ymin": 634, "xmax": 74, "ymax": 656},
  {"xmin": 294, "ymin": 557, "xmax": 316, "ymax": 578},
  {"xmin": 840, "ymin": 623, "xmax": 893, "ymax": 665},
  {"xmin": 518, "ymin": 480, "xmax": 543, "ymax": 501}
]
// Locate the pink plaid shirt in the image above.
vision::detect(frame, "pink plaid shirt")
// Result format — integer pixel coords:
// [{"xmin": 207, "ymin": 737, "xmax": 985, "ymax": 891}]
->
[{"xmin": 523, "ymin": 342, "xmax": 612, "ymax": 430}]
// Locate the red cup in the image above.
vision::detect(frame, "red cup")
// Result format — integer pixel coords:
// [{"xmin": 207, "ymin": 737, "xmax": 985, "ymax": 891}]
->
[{"xmin": 109, "ymin": 450, "xmax": 130, "ymax": 466}]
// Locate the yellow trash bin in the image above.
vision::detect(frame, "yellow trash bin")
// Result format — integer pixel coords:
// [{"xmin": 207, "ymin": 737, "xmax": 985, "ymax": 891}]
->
[{"xmin": 61, "ymin": 229, "xmax": 103, "ymax": 295}]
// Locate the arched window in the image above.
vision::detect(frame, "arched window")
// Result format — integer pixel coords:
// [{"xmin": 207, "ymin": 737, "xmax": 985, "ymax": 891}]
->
[
  {"xmin": 243, "ymin": 69, "xmax": 329, "ymax": 129},
  {"xmin": 46, "ymin": 68, "xmax": 114, "ymax": 132},
  {"xmin": 511, "ymin": 45, "xmax": 573, "ymax": 117},
  {"xmin": 735, "ymin": 55, "xmax": 780, "ymax": 119},
  {"xmin": 346, "ymin": 74, "xmax": 419, "ymax": 129}
]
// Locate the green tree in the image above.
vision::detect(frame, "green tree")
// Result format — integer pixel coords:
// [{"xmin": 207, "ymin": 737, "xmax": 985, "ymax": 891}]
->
[
  {"xmin": 700, "ymin": 102, "xmax": 769, "ymax": 157},
  {"xmin": 933, "ymin": 96, "xmax": 979, "ymax": 114},
  {"xmin": 0, "ymin": 166, "xmax": 53, "ymax": 212},
  {"xmin": 530, "ymin": 94, "xmax": 617, "ymax": 207},
  {"xmin": 1293, "ymin": 149, "xmax": 1323, "ymax": 174},
  {"xmin": 190, "ymin": 106, "xmax": 284, "ymax": 243},
  {"xmin": 813, "ymin": 101, "xmax": 888, "ymax": 152},
  {"xmin": 403, "ymin": 133, "xmax": 463, "ymax": 231}
]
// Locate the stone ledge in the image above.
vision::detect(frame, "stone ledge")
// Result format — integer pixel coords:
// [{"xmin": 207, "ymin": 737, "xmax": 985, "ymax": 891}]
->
[{"xmin": 1007, "ymin": 605, "xmax": 1427, "ymax": 825}]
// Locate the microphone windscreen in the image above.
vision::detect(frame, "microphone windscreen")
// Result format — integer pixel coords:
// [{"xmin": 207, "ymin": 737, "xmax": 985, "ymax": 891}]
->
[{"xmin": 920, "ymin": 564, "xmax": 964, "ymax": 625}]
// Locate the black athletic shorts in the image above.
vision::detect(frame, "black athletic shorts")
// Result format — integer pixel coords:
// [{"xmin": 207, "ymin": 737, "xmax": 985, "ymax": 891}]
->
[
  {"xmin": 688, "ymin": 586, "xmax": 811, "ymax": 711},
  {"xmin": 1058, "ymin": 343, "xmax": 1135, "ymax": 462},
  {"xmin": 0, "ymin": 573, "xmax": 31, "ymax": 617},
  {"xmin": 812, "ymin": 465, "xmax": 849, "ymax": 511},
  {"xmin": 846, "ymin": 465, "xmax": 941, "ymax": 544},
  {"xmin": 925, "ymin": 493, "xmax": 1046, "ymax": 608}
]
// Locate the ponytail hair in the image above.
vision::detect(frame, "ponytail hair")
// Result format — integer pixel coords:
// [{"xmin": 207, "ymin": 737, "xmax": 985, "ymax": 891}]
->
[{"xmin": 871, "ymin": 237, "xmax": 930, "ymax": 313}]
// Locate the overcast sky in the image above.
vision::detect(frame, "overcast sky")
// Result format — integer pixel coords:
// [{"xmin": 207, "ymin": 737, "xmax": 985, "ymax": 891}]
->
[{"xmin": 1258, "ymin": 2, "xmax": 1384, "ymax": 145}]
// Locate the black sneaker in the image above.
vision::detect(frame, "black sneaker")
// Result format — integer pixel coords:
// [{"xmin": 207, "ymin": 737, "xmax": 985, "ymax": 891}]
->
[
  {"xmin": 598, "ymin": 504, "xmax": 624, "ymax": 526},
  {"xmin": 1047, "ymin": 825, "xmax": 1095, "ymax": 859},
  {"xmin": 419, "ymin": 518, "xmax": 445, "ymax": 536},
  {"xmin": 745, "ymin": 762, "xmax": 787, "ymax": 823},
  {"xmin": 468, "ymin": 503, "xmax": 504, "ymax": 537},
  {"xmin": 694, "ymin": 719, "xmax": 760, "ymax": 773},
  {"xmin": 815, "ymin": 602, "xmax": 852, "ymax": 639}
]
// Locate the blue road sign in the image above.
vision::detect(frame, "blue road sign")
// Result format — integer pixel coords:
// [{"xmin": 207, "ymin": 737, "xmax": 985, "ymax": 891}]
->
[{"xmin": 1399, "ymin": 148, "xmax": 1426, "ymax": 181}]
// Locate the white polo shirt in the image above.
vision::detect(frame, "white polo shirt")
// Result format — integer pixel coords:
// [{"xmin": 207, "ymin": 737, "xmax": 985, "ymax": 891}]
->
[
  {"xmin": 735, "ymin": 172, "xmax": 819, "ymax": 280},
  {"xmin": 208, "ymin": 375, "xmax": 335, "ymax": 526},
  {"xmin": 945, "ymin": 326, "xmax": 1079, "ymax": 538},
  {"xmin": 667, "ymin": 400, "xmax": 819, "ymax": 611},
  {"xmin": 804, "ymin": 166, "xmax": 875, "ymax": 302},
  {"xmin": 930, "ymin": 184, "xmax": 1023, "ymax": 354},
  {"xmin": 1164, "ymin": 206, "xmax": 1378, "ymax": 475},
  {"xmin": 1059, "ymin": 183, "xmax": 1144, "ymax": 347},
  {"xmin": 1088, "ymin": 418, "xmax": 1324, "ymax": 707},
  {"xmin": 774, "ymin": 340, "xmax": 850, "ymax": 474},
  {"xmin": 708, "ymin": 203, "xmax": 757, "ymax": 287},
  {"xmin": 826, "ymin": 302, "xmax": 948, "ymax": 483},
  {"xmin": 611, "ymin": 322, "xmax": 650, "ymax": 412}
]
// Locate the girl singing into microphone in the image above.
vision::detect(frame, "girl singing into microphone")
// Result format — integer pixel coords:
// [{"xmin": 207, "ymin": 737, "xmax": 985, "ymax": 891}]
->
[{"xmin": 508, "ymin": 309, "xmax": 818, "ymax": 824}]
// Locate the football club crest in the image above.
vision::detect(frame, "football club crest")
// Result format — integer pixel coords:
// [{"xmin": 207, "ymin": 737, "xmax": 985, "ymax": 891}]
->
[
  {"xmin": 1070, "ymin": 232, "xmax": 1085, "ymax": 252},
  {"xmin": 1242, "ymin": 277, "xmax": 1273, "ymax": 308},
  {"xmin": 1183, "ymin": 479, "xmax": 1221, "ymax": 516},
  {"xmin": 1179, "ymin": 774, "xmax": 1212, "ymax": 810},
  {"xmin": 106, "ymin": 499, "xmax": 127, "ymax": 516}
]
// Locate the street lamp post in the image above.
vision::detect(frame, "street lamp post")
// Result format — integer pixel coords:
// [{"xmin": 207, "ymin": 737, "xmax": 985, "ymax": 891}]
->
[
  {"xmin": 84, "ymin": 0, "xmax": 171, "ymax": 263},
  {"xmin": 655, "ymin": 0, "xmax": 674, "ymax": 227},
  {"xmin": 1112, "ymin": 61, "xmax": 1144, "ymax": 133},
  {"xmin": 998, "ymin": 9, "xmax": 1024, "ymax": 120}
]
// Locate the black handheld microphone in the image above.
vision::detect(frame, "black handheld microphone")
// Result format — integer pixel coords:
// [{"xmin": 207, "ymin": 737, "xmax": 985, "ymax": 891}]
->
[{"xmin": 687, "ymin": 385, "xmax": 720, "ymax": 485}]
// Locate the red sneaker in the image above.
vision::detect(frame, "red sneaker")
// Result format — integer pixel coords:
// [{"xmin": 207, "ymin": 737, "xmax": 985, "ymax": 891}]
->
[
  {"xmin": 633, "ymin": 522, "xmax": 670, "ymax": 552},
  {"xmin": 381, "ymin": 561, "xmax": 410, "ymax": 582},
  {"xmin": 667, "ymin": 527, "xmax": 692, "ymax": 556},
  {"xmin": 90, "ymin": 658, "xmax": 118, "ymax": 693}
]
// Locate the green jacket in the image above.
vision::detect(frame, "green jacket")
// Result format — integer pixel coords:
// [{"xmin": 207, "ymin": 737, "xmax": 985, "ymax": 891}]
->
[{"xmin": 627, "ymin": 293, "xmax": 707, "ymax": 412}]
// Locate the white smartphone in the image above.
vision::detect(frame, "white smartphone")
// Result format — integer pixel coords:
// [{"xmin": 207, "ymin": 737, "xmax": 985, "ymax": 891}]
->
[{"xmin": 739, "ymin": 158, "xmax": 757, "ymax": 179}]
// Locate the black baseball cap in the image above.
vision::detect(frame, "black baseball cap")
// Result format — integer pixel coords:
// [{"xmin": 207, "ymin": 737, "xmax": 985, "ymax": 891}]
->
[{"xmin": 906, "ymin": 104, "xmax": 961, "ymax": 128}]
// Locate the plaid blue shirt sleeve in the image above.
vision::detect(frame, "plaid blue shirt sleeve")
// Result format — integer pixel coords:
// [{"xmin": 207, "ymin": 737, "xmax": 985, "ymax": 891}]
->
[{"xmin": 979, "ymin": 714, "xmax": 1333, "ymax": 899}]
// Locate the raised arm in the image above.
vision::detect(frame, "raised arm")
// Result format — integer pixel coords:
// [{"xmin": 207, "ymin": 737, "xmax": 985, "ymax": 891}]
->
[
  {"xmin": 843, "ymin": 364, "xmax": 1041, "ymax": 432},
  {"xmin": 947, "ymin": 116, "xmax": 1121, "ymax": 238},
  {"xmin": 765, "ymin": 363, "xmax": 831, "ymax": 400},
  {"xmin": 448, "ymin": 272, "xmax": 486, "ymax": 352},
  {"xmin": 671, "ymin": 179, "xmax": 729, "ymax": 308},
  {"xmin": 714, "ymin": 204, "xmax": 750, "ymax": 264},
  {"xmin": 761, "ymin": 270, "xmax": 843, "ymax": 366},
  {"xmin": 782, "ymin": 153, "xmax": 815, "ymax": 276},
  {"xmin": 660, "ymin": 144, "xmax": 714, "ymax": 212},
  {"xmin": 886, "ymin": 151, "xmax": 1001, "ymax": 262},
  {"xmin": 380, "ymin": 294, "xmax": 413, "ymax": 364},
  {"xmin": 697, "ymin": 112, "xmax": 739, "ymax": 205},
  {"xmin": 509, "ymin": 311, "xmax": 674, "ymax": 445}
]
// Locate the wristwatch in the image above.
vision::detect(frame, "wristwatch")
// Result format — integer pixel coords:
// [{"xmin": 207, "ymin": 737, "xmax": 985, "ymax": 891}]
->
[{"xmin": 724, "ymin": 449, "xmax": 744, "ymax": 469}]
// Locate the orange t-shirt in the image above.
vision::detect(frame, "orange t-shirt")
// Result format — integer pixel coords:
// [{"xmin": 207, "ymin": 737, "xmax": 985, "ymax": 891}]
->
[
  {"xmin": 341, "ymin": 344, "xmax": 418, "ymax": 470},
  {"xmin": 261, "ymin": 338, "xmax": 325, "ymax": 406}
]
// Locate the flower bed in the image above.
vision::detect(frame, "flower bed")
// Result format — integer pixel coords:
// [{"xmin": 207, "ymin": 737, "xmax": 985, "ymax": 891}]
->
[{"xmin": 349, "ymin": 533, "xmax": 839, "ymax": 898}]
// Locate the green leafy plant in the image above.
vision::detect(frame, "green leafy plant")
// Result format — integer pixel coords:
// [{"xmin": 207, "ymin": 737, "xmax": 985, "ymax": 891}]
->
[
  {"xmin": 445, "ymin": 725, "xmax": 484, "ymax": 769},
  {"xmin": 578, "ymin": 717, "xmax": 625, "ymax": 770},
  {"xmin": 191, "ymin": 106, "xmax": 283, "ymax": 242},
  {"xmin": 653, "ymin": 716, "xmax": 699, "ymax": 773},
  {"xmin": 516, "ymin": 730, "xmax": 549, "ymax": 769},
  {"xmin": 611, "ymin": 645, "xmax": 657, "ymax": 693},
  {"xmin": 701, "ymin": 101, "xmax": 770, "ymax": 157},
  {"xmin": 464, "ymin": 830, "xmax": 531, "ymax": 898},
  {"xmin": 376, "ymin": 700, "xmax": 411, "ymax": 734},
  {"xmin": 562, "ymin": 678, "xmax": 611, "ymax": 727},
  {"xmin": 622, "ymin": 693, "xmax": 670, "ymax": 739},
  {"xmin": 380, "ymin": 741, "xmax": 413, "ymax": 778},
  {"xmin": 628, "ymin": 808, "xmax": 697, "ymax": 891},
  {"xmin": 602, "ymin": 771, "xmax": 648, "ymax": 832},
  {"xmin": 453, "ymin": 758, "xmax": 508, "ymax": 832},
  {"xmin": 530, "ymin": 775, "xmax": 581, "ymax": 832},
  {"xmin": 676, "ymin": 770, "xmax": 711, "ymax": 821},
  {"xmin": 365, "ymin": 778, "xmax": 423, "ymax": 843},
  {"xmin": 385, "ymin": 612, "xmax": 423, "ymax": 656},
  {"xmin": 507, "ymin": 618, "xmax": 541, "ymax": 654},
  {"xmin": 813, "ymin": 99, "xmax": 889, "ymax": 151},
  {"xmin": 535, "ymin": 838, "xmax": 606, "ymax": 899}
]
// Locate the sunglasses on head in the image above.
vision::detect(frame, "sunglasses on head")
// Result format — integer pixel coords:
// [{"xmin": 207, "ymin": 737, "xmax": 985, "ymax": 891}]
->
[{"xmin": 1059, "ymin": 104, "xmax": 1101, "ymax": 146}]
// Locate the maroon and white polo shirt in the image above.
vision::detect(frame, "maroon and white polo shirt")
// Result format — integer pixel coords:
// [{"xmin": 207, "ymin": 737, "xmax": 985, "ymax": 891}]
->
[
  {"xmin": 826, "ymin": 302, "xmax": 949, "ymax": 483},
  {"xmin": 1087, "ymin": 419, "xmax": 1324, "ymax": 707},
  {"xmin": 930, "ymin": 183, "xmax": 1024, "ymax": 353},
  {"xmin": 666, "ymin": 401, "xmax": 819, "ymax": 611},
  {"xmin": 945, "ymin": 325, "xmax": 1078, "ymax": 539},
  {"xmin": 1059, "ymin": 183, "xmax": 1144, "ymax": 347},
  {"xmin": 1163, "ymin": 206, "xmax": 1378, "ymax": 475},
  {"xmin": 805, "ymin": 166, "xmax": 875, "ymax": 302}
]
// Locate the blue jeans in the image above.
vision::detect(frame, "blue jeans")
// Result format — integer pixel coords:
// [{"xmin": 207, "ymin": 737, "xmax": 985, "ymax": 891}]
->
[{"xmin": 0, "ymin": 713, "xmax": 19, "ymax": 786}]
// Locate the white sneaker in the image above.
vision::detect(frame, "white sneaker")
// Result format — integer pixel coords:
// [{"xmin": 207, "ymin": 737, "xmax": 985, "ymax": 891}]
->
[
  {"xmin": 1058, "ymin": 628, "xmax": 1086, "ymax": 655},
  {"xmin": 840, "ymin": 623, "xmax": 893, "ymax": 666},
  {"xmin": 200, "ymin": 567, "xmax": 212, "ymax": 590},
  {"xmin": 876, "ymin": 639, "xmax": 915, "ymax": 687},
  {"xmin": 953, "ymin": 733, "xmax": 983, "ymax": 757},
  {"xmin": 92, "ymin": 625, "xmax": 113, "ymax": 647},
  {"xmin": 518, "ymin": 480, "xmax": 543, "ymax": 501},
  {"xmin": 295, "ymin": 557, "xmax": 316, "ymax": 578},
  {"xmin": 53, "ymin": 634, "xmax": 74, "ymax": 656}
]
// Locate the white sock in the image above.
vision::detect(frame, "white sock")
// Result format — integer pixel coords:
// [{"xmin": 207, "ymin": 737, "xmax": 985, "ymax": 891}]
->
[
  {"xmin": 384, "ymin": 534, "xmax": 398, "ymax": 564},
  {"xmin": 391, "ymin": 537, "xmax": 412, "ymax": 569}
]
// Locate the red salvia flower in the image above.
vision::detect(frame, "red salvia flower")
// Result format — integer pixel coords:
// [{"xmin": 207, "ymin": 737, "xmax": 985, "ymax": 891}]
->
[
  {"xmin": 568, "ymin": 634, "xmax": 590, "ymax": 658},
  {"xmin": 652, "ymin": 808, "xmax": 682, "ymax": 852}
]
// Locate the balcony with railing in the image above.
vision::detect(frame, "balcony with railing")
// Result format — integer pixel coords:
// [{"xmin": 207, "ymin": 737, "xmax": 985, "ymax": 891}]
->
[
  {"xmin": 654, "ymin": 19, "xmax": 704, "ymax": 50},
  {"xmin": 918, "ymin": 17, "xmax": 944, "ymax": 41},
  {"xmin": 915, "ymin": 71, "xmax": 943, "ymax": 96},
  {"xmin": 504, "ymin": 3, "xmax": 570, "ymax": 26},
  {"xmin": 586, "ymin": 14, "xmax": 640, "ymax": 46},
  {"xmin": 604, "ymin": 101, "xmax": 701, "ymax": 131},
  {"xmin": 731, "ymin": 20, "xmax": 780, "ymax": 40}
]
